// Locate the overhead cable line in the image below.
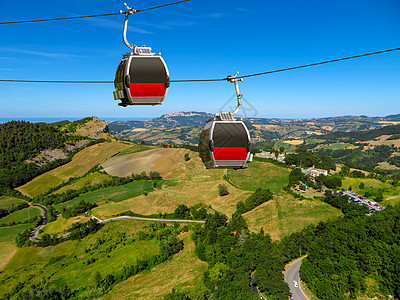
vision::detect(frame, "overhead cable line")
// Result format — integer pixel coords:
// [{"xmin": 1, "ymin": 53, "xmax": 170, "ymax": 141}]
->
[
  {"xmin": 0, "ymin": 47, "xmax": 399, "ymax": 84},
  {"xmin": 0, "ymin": 0, "xmax": 190, "ymax": 25},
  {"xmin": 239, "ymin": 47, "xmax": 400, "ymax": 79},
  {"xmin": 0, "ymin": 79, "xmax": 113, "ymax": 83}
]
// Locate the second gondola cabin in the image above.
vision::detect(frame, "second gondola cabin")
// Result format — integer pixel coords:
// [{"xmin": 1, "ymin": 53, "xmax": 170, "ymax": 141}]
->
[
  {"xmin": 113, "ymin": 46, "xmax": 170, "ymax": 107},
  {"xmin": 199, "ymin": 114, "xmax": 253, "ymax": 169}
]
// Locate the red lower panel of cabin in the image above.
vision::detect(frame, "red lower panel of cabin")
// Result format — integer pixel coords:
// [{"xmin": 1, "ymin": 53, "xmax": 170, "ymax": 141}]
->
[
  {"xmin": 129, "ymin": 83, "xmax": 166, "ymax": 97},
  {"xmin": 213, "ymin": 147, "xmax": 248, "ymax": 160}
]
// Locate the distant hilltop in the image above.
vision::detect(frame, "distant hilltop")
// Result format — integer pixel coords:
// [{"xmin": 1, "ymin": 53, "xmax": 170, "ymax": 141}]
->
[
  {"xmin": 110, "ymin": 111, "xmax": 214, "ymax": 129},
  {"xmin": 160, "ymin": 111, "xmax": 212, "ymax": 118}
]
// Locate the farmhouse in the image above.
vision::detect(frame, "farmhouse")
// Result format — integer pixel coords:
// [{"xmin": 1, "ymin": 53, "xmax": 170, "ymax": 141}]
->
[{"xmin": 303, "ymin": 167, "xmax": 329, "ymax": 177}]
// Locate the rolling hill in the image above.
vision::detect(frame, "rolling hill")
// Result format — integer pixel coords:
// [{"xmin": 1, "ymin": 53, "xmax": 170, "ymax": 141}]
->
[{"xmin": 1, "ymin": 115, "xmax": 399, "ymax": 299}]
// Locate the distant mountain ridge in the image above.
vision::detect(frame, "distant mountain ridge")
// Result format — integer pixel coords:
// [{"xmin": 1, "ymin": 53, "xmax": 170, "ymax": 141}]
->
[{"xmin": 107, "ymin": 112, "xmax": 400, "ymax": 145}]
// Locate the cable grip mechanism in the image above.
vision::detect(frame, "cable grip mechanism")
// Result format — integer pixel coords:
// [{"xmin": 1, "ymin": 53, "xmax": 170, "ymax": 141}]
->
[{"xmin": 227, "ymin": 72, "xmax": 243, "ymax": 115}]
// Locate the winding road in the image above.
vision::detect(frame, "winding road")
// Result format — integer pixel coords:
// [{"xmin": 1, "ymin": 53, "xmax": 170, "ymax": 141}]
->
[
  {"xmin": 30, "ymin": 209, "xmax": 205, "ymax": 242},
  {"xmin": 29, "ymin": 204, "xmax": 48, "ymax": 242},
  {"xmin": 284, "ymin": 257, "xmax": 309, "ymax": 300},
  {"xmin": 98, "ymin": 215, "xmax": 205, "ymax": 224}
]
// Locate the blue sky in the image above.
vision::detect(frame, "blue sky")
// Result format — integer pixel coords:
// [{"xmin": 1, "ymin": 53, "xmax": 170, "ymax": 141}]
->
[{"xmin": 0, "ymin": 0, "xmax": 399, "ymax": 120}]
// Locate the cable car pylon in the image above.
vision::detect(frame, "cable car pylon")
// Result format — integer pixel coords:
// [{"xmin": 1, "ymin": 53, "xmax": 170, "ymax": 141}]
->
[{"xmin": 198, "ymin": 73, "xmax": 253, "ymax": 169}]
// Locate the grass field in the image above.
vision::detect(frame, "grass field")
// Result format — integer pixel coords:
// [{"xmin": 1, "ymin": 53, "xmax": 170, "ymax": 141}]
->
[
  {"xmin": 244, "ymin": 192, "xmax": 342, "ymax": 240},
  {"xmin": 0, "ymin": 221, "xmax": 155, "ymax": 297},
  {"xmin": 315, "ymin": 142, "xmax": 353, "ymax": 151},
  {"xmin": 101, "ymin": 148, "xmax": 188, "ymax": 179},
  {"xmin": 53, "ymin": 180, "xmax": 159, "ymax": 212},
  {"xmin": 102, "ymin": 232, "xmax": 207, "ymax": 300},
  {"xmin": 115, "ymin": 144, "xmax": 157, "ymax": 157},
  {"xmin": 53, "ymin": 172, "xmax": 113, "ymax": 194},
  {"xmin": 227, "ymin": 161, "xmax": 290, "ymax": 193},
  {"xmin": 92, "ymin": 178, "xmax": 251, "ymax": 220},
  {"xmin": 0, "ymin": 197, "xmax": 27, "ymax": 209},
  {"xmin": 0, "ymin": 206, "xmax": 41, "ymax": 225},
  {"xmin": 92, "ymin": 151, "xmax": 252, "ymax": 219},
  {"xmin": 0, "ymin": 224, "xmax": 33, "ymax": 271},
  {"xmin": 17, "ymin": 141, "xmax": 131, "ymax": 198}
]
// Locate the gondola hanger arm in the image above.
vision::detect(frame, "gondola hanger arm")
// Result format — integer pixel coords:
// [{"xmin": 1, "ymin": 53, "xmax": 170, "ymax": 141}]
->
[
  {"xmin": 122, "ymin": 3, "xmax": 137, "ymax": 51},
  {"xmin": 226, "ymin": 72, "xmax": 243, "ymax": 115}
]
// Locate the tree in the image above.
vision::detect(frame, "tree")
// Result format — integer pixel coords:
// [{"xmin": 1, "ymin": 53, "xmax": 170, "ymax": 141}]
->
[
  {"xmin": 174, "ymin": 204, "xmax": 190, "ymax": 219},
  {"xmin": 341, "ymin": 165, "xmax": 350, "ymax": 174},
  {"xmin": 149, "ymin": 171, "xmax": 161, "ymax": 180},
  {"xmin": 94, "ymin": 271, "xmax": 102, "ymax": 287},
  {"xmin": 218, "ymin": 184, "xmax": 229, "ymax": 196}
]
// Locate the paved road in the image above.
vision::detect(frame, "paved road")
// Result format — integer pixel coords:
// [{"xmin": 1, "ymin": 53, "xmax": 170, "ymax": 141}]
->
[
  {"xmin": 29, "ymin": 204, "xmax": 48, "ymax": 242},
  {"xmin": 99, "ymin": 215, "xmax": 205, "ymax": 224},
  {"xmin": 30, "ymin": 211, "xmax": 206, "ymax": 243},
  {"xmin": 284, "ymin": 258, "xmax": 309, "ymax": 300}
]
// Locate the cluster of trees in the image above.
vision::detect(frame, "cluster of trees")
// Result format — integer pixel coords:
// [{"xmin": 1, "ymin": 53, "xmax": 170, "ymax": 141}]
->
[
  {"xmin": 61, "ymin": 200, "xmax": 97, "ymax": 219},
  {"xmin": 388, "ymin": 155, "xmax": 400, "ymax": 167},
  {"xmin": 316, "ymin": 174, "xmax": 342, "ymax": 189},
  {"xmin": 0, "ymin": 120, "xmax": 105, "ymax": 195},
  {"xmin": 285, "ymin": 148, "xmax": 336, "ymax": 171},
  {"xmin": 300, "ymin": 205, "xmax": 400, "ymax": 299},
  {"xmin": 3, "ymin": 285, "xmax": 73, "ymax": 300},
  {"xmin": 116, "ymin": 203, "xmax": 208, "ymax": 221},
  {"xmin": 287, "ymin": 168, "xmax": 320, "ymax": 191},
  {"xmin": 191, "ymin": 212, "xmax": 290, "ymax": 299},
  {"xmin": 67, "ymin": 219, "xmax": 103, "ymax": 240},
  {"xmin": 0, "ymin": 121, "xmax": 66, "ymax": 168},
  {"xmin": 274, "ymin": 203, "xmax": 400, "ymax": 299},
  {"xmin": 0, "ymin": 121, "xmax": 66, "ymax": 194},
  {"xmin": 59, "ymin": 117, "xmax": 93, "ymax": 133},
  {"xmin": 173, "ymin": 204, "xmax": 208, "ymax": 220},
  {"xmin": 317, "ymin": 145, "xmax": 395, "ymax": 171},
  {"xmin": 236, "ymin": 187, "xmax": 273, "ymax": 214},
  {"xmin": 320, "ymin": 124, "xmax": 400, "ymax": 142}
]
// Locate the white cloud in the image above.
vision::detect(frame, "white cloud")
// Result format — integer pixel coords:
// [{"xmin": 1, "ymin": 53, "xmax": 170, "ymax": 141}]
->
[{"xmin": 0, "ymin": 47, "xmax": 82, "ymax": 59}]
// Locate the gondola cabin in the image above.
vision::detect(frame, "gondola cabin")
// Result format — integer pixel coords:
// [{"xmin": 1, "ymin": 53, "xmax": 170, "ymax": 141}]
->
[
  {"xmin": 113, "ymin": 46, "xmax": 170, "ymax": 107},
  {"xmin": 199, "ymin": 114, "xmax": 252, "ymax": 169}
]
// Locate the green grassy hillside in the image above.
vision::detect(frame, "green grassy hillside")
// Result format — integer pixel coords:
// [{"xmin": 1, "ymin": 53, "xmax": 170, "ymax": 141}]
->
[
  {"xmin": 17, "ymin": 141, "xmax": 131, "ymax": 197},
  {"xmin": 0, "ymin": 196, "xmax": 27, "ymax": 210},
  {"xmin": 54, "ymin": 180, "xmax": 160, "ymax": 212},
  {"xmin": 0, "ymin": 206, "xmax": 41, "ymax": 225},
  {"xmin": 0, "ymin": 221, "xmax": 158, "ymax": 298},
  {"xmin": 1, "ymin": 145, "xmax": 348, "ymax": 299},
  {"xmin": 227, "ymin": 161, "xmax": 290, "ymax": 193}
]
